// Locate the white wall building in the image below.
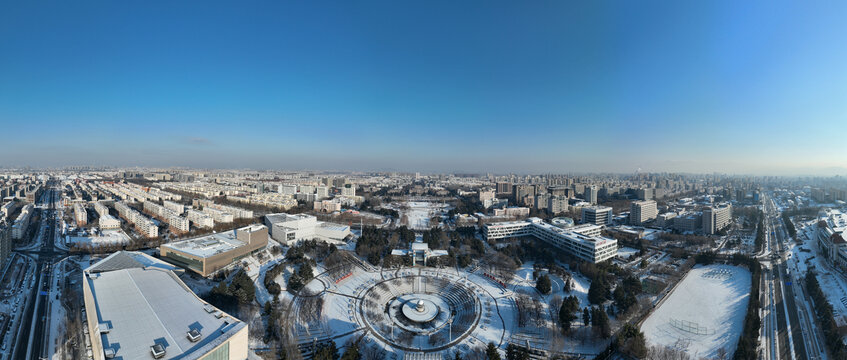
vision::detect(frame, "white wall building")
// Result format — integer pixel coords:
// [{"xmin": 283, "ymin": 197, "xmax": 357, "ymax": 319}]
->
[
  {"xmin": 483, "ymin": 218, "xmax": 617, "ymax": 263},
  {"xmin": 264, "ymin": 213, "xmax": 351, "ymax": 246},
  {"xmin": 630, "ymin": 200, "xmax": 658, "ymax": 226},
  {"xmin": 187, "ymin": 209, "xmax": 215, "ymax": 229},
  {"xmin": 702, "ymin": 203, "xmax": 732, "ymax": 234},
  {"xmin": 582, "ymin": 206, "xmax": 612, "ymax": 225}
]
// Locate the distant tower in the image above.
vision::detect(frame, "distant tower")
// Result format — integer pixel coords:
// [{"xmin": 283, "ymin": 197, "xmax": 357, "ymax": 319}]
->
[{"xmin": 584, "ymin": 185, "xmax": 598, "ymax": 204}]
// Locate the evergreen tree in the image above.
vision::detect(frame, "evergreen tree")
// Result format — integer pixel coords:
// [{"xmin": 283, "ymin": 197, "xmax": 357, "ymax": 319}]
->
[
  {"xmin": 536, "ymin": 274, "xmax": 552, "ymax": 294},
  {"xmin": 558, "ymin": 296, "xmax": 579, "ymax": 331},
  {"xmin": 506, "ymin": 344, "xmax": 517, "ymax": 360},
  {"xmin": 594, "ymin": 305, "xmax": 611, "ymax": 338},
  {"xmin": 588, "ymin": 277, "xmax": 607, "ymax": 304},
  {"xmin": 313, "ymin": 341, "xmax": 339, "ymax": 360},
  {"xmin": 486, "ymin": 342, "xmax": 501, "ymax": 360},
  {"xmin": 583, "ymin": 307, "xmax": 590, "ymax": 326},
  {"xmin": 340, "ymin": 342, "xmax": 361, "ymax": 360}
]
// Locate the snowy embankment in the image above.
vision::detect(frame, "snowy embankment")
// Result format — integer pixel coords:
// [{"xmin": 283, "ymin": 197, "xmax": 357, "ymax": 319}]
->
[{"xmin": 641, "ymin": 264, "xmax": 750, "ymax": 359}]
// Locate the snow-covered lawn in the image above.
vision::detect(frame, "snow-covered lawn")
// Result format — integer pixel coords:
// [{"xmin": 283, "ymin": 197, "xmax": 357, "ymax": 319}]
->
[
  {"xmin": 641, "ymin": 264, "xmax": 751, "ymax": 359},
  {"xmin": 389, "ymin": 201, "xmax": 451, "ymax": 230},
  {"xmin": 617, "ymin": 247, "xmax": 640, "ymax": 260},
  {"xmin": 67, "ymin": 229, "xmax": 130, "ymax": 246}
]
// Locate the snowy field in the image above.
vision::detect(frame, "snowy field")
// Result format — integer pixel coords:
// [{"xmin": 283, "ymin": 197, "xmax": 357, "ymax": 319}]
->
[
  {"xmin": 67, "ymin": 229, "xmax": 130, "ymax": 246},
  {"xmin": 390, "ymin": 201, "xmax": 450, "ymax": 230},
  {"xmin": 617, "ymin": 247, "xmax": 640, "ymax": 260},
  {"xmin": 641, "ymin": 264, "xmax": 750, "ymax": 359}
]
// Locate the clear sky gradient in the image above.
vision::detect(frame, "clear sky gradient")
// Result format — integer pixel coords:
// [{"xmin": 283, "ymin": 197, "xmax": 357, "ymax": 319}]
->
[{"xmin": 1, "ymin": 1, "xmax": 845, "ymax": 174}]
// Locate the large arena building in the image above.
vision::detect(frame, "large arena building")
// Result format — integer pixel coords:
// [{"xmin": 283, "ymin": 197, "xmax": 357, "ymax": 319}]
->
[
  {"xmin": 160, "ymin": 224, "xmax": 268, "ymax": 276},
  {"xmin": 483, "ymin": 218, "xmax": 617, "ymax": 263},
  {"xmin": 82, "ymin": 251, "xmax": 248, "ymax": 360}
]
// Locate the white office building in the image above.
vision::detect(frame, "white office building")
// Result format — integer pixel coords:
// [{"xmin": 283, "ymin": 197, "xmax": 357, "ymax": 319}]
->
[
  {"xmin": 630, "ymin": 200, "xmax": 658, "ymax": 226},
  {"xmin": 702, "ymin": 203, "xmax": 732, "ymax": 234},
  {"xmin": 264, "ymin": 213, "xmax": 351, "ymax": 246},
  {"xmin": 582, "ymin": 206, "xmax": 612, "ymax": 225},
  {"xmin": 483, "ymin": 218, "xmax": 617, "ymax": 263}
]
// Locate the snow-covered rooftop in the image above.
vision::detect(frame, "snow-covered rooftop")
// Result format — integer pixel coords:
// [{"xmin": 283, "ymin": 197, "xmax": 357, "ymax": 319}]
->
[
  {"xmin": 161, "ymin": 230, "xmax": 245, "ymax": 258},
  {"xmin": 84, "ymin": 252, "xmax": 245, "ymax": 360}
]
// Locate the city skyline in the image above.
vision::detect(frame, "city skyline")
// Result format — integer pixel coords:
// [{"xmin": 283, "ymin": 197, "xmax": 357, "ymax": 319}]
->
[{"xmin": 2, "ymin": 1, "xmax": 846, "ymax": 175}]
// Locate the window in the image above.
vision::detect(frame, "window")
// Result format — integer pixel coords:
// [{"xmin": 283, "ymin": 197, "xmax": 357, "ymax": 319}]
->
[{"xmin": 201, "ymin": 342, "xmax": 229, "ymax": 360}]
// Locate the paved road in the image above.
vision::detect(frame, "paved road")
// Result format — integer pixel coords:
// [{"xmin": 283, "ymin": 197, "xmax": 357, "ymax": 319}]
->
[
  {"xmin": 13, "ymin": 185, "xmax": 67, "ymax": 360},
  {"xmin": 761, "ymin": 193, "xmax": 818, "ymax": 360}
]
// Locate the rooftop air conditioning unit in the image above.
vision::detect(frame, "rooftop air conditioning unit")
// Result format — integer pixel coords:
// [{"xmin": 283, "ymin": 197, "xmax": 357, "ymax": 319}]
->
[
  {"xmin": 187, "ymin": 329, "xmax": 201, "ymax": 342},
  {"xmin": 151, "ymin": 344, "xmax": 166, "ymax": 359},
  {"xmin": 103, "ymin": 348, "xmax": 116, "ymax": 359}
]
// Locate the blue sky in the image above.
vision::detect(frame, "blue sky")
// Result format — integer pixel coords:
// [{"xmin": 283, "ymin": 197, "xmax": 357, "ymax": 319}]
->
[{"xmin": 1, "ymin": 1, "xmax": 845, "ymax": 174}]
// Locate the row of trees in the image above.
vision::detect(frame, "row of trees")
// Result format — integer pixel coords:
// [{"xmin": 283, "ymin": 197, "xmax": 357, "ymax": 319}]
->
[
  {"xmin": 782, "ymin": 212, "xmax": 797, "ymax": 238},
  {"xmin": 755, "ymin": 216, "xmax": 765, "ymax": 252},
  {"xmin": 805, "ymin": 272, "xmax": 847, "ymax": 359}
]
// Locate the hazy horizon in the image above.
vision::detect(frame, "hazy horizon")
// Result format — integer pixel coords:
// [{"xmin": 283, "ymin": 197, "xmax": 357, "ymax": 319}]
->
[{"xmin": 2, "ymin": 1, "xmax": 846, "ymax": 175}]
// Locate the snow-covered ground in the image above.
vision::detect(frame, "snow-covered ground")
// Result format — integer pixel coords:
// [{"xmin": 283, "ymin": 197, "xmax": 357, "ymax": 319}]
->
[
  {"xmin": 641, "ymin": 264, "xmax": 751, "ymax": 359},
  {"xmin": 617, "ymin": 247, "xmax": 640, "ymax": 260},
  {"xmin": 389, "ymin": 201, "xmax": 451, "ymax": 230},
  {"xmin": 0, "ymin": 255, "xmax": 35, "ymax": 360},
  {"xmin": 792, "ymin": 222, "xmax": 847, "ymax": 326},
  {"xmin": 67, "ymin": 229, "xmax": 130, "ymax": 246}
]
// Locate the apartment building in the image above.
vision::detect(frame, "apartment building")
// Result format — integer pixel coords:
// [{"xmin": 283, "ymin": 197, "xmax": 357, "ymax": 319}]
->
[
  {"xmin": 114, "ymin": 201, "xmax": 158, "ymax": 238},
  {"xmin": 143, "ymin": 201, "xmax": 189, "ymax": 233},
  {"xmin": 630, "ymin": 200, "xmax": 658, "ymax": 226},
  {"xmin": 187, "ymin": 209, "xmax": 215, "ymax": 229},
  {"xmin": 74, "ymin": 203, "xmax": 88, "ymax": 226}
]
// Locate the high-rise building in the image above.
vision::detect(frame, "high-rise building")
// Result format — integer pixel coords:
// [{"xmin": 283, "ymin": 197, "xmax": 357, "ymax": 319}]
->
[
  {"xmin": 341, "ymin": 183, "xmax": 356, "ymax": 197},
  {"xmin": 496, "ymin": 182, "xmax": 512, "ymax": 195},
  {"xmin": 479, "ymin": 189, "xmax": 496, "ymax": 203},
  {"xmin": 316, "ymin": 186, "xmax": 330, "ymax": 200},
  {"xmin": 534, "ymin": 193, "xmax": 549, "ymax": 210},
  {"xmin": 74, "ymin": 203, "xmax": 88, "ymax": 226},
  {"xmin": 548, "ymin": 186, "xmax": 572, "ymax": 198},
  {"xmin": 279, "ymin": 184, "xmax": 297, "ymax": 195},
  {"xmin": 630, "ymin": 200, "xmax": 658, "ymax": 226},
  {"xmin": 584, "ymin": 185, "xmax": 598, "ymax": 205},
  {"xmin": 582, "ymin": 206, "xmax": 612, "ymax": 225},
  {"xmin": 636, "ymin": 188, "xmax": 654, "ymax": 201},
  {"xmin": 513, "ymin": 184, "xmax": 536, "ymax": 205},
  {"xmin": 703, "ymin": 204, "xmax": 732, "ymax": 234},
  {"xmin": 548, "ymin": 195, "xmax": 569, "ymax": 215}
]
